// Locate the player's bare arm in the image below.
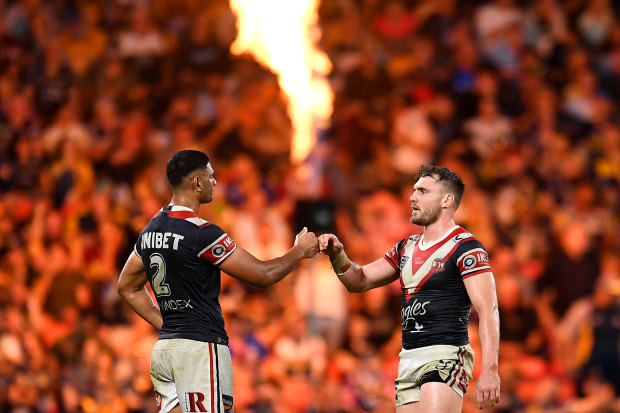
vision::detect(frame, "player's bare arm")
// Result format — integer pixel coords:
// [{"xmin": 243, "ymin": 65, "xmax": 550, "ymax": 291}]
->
[
  {"xmin": 117, "ymin": 252, "xmax": 164, "ymax": 330},
  {"xmin": 318, "ymin": 233, "xmax": 399, "ymax": 292},
  {"xmin": 219, "ymin": 227, "xmax": 319, "ymax": 287},
  {"xmin": 464, "ymin": 271, "xmax": 500, "ymax": 409}
]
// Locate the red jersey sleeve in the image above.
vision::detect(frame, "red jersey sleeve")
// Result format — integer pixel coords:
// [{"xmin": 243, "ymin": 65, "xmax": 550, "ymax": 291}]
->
[
  {"xmin": 454, "ymin": 239, "xmax": 491, "ymax": 279},
  {"xmin": 196, "ymin": 224, "xmax": 237, "ymax": 265},
  {"xmin": 384, "ymin": 238, "xmax": 408, "ymax": 270}
]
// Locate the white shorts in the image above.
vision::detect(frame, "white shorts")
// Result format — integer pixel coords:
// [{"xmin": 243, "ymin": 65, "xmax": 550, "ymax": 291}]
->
[
  {"xmin": 150, "ymin": 339, "xmax": 234, "ymax": 413},
  {"xmin": 395, "ymin": 344, "xmax": 474, "ymax": 406}
]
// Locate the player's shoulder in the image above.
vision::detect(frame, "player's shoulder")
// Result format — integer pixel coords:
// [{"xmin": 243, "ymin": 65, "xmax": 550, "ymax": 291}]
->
[
  {"xmin": 390, "ymin": 234, "xmax": 421, "ymax": 254},
  {"xmin": 450, "ymin": 227, "xmax": 488, "ymax": 257},
  {"xmin": 452, "ymin": 229, "xmax": 492, "ymax": 275},
  {"xmin": 194, "ymin": 218, "xmax": 232, "ymax": 250},
  {"xmin": 450, "ymin": 226, "xmax": 480, "ymax": 245},
  {"xmin": 196, "ymin": 220, "xmax": 226, "ymax": 234},
  {"xmin": 402, "ymin": 234, "xmax": 421, "ymax": 246},
  {"xmin": 385, "ymin": 234, "xmax": 421, "ymax": 261}
]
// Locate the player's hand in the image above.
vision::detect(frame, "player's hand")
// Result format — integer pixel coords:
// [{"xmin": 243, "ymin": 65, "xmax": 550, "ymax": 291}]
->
[
  {"xmin": 476, "ymin": 368, "xmax": 500, "ymax": 409},
  {"xmin": 318, "ymin": 233, "xmax": 343, "ymax": 257},
  {"xmin": 295, "ymin": 227, "xmax": 319, "ymax": 258}
]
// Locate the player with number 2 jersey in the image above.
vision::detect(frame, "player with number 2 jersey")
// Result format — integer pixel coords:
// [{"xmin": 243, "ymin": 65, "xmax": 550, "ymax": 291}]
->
[
  {"xmin": 118, "ymin": 150, "xmax": 319, "ymax": 413},
  {"xmin": 134, "ymin": 204, "xmax": 236, "ymax": 345}
]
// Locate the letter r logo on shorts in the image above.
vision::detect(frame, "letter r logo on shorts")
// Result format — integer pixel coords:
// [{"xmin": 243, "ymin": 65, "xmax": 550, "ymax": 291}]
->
[{"xmin": 187, "ymin": 392, "xmax": 208, "ymax": 412}]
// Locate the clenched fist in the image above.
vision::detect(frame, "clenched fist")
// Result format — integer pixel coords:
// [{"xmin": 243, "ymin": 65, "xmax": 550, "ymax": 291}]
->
[
  {"xmin": 295, "ymin": 227, "xmax": 319, "ymax": 258},
  {"xmin": 318, "ymin": 233, "xmax": 343, "ymax": 257}
]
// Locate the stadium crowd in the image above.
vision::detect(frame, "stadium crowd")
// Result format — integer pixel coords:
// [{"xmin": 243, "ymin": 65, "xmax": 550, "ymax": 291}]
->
[{"xmin": 1, "ymin": 0, "xmax": 620, "ymax": 411}]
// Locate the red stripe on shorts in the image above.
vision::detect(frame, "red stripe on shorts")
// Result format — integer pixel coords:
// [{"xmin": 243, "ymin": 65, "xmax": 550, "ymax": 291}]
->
[
  {"xmin": 449, "ymin": 365, "xmax": 462, "ymax": 387},
  {"xmin": 451, "ymin": 348, "xmax": 467, "ymax": 391},
  {"xmin": 209, "ymin": 343, "xmax": 215, "ymax": 412},
  {"xmin": 448, "ymin": 348, "xmax": 463, "ymax": 387},
  {"xmin": 458, "ymin": 348, "xmax": 467, "ymax": 392}
]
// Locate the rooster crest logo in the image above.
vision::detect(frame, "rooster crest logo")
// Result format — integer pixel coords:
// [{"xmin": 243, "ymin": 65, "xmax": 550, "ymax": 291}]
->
[{"xmin": 432, "ymin": 258, "xmax": 445, "ymax": 272}]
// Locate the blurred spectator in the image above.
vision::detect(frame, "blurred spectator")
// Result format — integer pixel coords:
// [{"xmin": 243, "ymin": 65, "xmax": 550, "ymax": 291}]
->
[
  {"xmin": 178, "ymin": 8, "xmax": 231, "ymax": 75},
  {"xmin": 26, "ymin": 37, "xmax": 74, "ymax": 122},
  {"xmin": 556, "ymin": 275, "xmax": 620, "ymax": 404},
  {"xmin": 117, "ymin": 5, "xmax": 166, "ymax": 86},
  {"xmin": 475, "ymin": 0, "xmax": 523, "ymax": 41},
  {"xmin": 497, "ymin": 274, "xmax": 545, "ymax": 355},
  {"xmin": 372, "ymin": 0, "xmax": 418, "ymax": 47},
  {"xmin": 522, "ymin": 0, "xmax": 567, "ymax": 56},
  {"xmin": 59, "ymin": 3, "xmax": 108, "ymax": 78},
  {"xmin": 118, "ymin": 6, "xmax": 165, "ymax": 60},
  {"xmin": 577, "ymin": 0, "xmax": 614, "ymax": 49},
  {"xmin": 294, "ymin": 258, "xmax": 348, "ymax": 352},
  {"xmin": 464, "ymin": 96, "xmax": 513, "ymax": 161},
  {"xmin": 389, "ymin": 97, "xmax": 437, "ymax": 175},
  {"xmin": 537, "ymin": 221, "xmax": 600, "ymax": 321}
]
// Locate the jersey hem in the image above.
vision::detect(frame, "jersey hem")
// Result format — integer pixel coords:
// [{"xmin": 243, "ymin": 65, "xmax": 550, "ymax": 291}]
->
[
  {"xmin": 461, "ymin": 268, "xmax": 491, "ymax": 279},
  {"xmin": 159, "ymin": 332, "xmax": 229, "ymax": 346},
  {"xmin": 402, "ymin": 339, "xmax": 470, "ymax": 351}
]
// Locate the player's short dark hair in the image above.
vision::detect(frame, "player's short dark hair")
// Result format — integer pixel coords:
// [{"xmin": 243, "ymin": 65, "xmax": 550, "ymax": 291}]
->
[
  {"xmin": 418, "ymin": 165, "xmax": 465, "ymax": 208},
  {"xmin": 166, "ymin": 150, "xmax": 210, "ymax": 189}
]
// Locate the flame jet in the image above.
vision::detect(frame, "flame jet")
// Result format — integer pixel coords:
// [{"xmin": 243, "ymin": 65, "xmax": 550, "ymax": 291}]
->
[{"xmin": 230, "ymin": 0, "xmax": 334, "ymax": 163}]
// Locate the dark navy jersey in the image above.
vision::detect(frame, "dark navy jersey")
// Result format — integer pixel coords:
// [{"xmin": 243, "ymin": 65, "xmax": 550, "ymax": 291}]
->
[
  {"xmin": 384, "ymin": 226, "xmax": 492, "ymax": 350},
  {"xmin": 134, "ymin": 205, "xmax": 236, "ymax": 345}
]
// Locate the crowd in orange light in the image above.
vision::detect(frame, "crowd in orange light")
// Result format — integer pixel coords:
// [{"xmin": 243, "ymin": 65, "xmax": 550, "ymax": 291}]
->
[{"xmin": 1, "ymin": 0, "xmax": 620, "ymax": 412}]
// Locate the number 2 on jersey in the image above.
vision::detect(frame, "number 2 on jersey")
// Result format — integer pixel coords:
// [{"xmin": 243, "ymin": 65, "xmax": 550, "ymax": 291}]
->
[{"xmin": 150, "ymin": 253, "xmax": 171, "ymax": 296}]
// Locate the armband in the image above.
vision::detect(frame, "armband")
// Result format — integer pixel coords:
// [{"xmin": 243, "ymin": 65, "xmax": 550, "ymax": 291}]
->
[{"xmin": 330, "ymin": 250, "xmax": 351, "ymax": 276}]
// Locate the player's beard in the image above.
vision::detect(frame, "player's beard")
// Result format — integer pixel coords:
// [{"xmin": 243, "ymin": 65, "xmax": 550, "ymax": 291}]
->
[{"xmin": 410, "ymin": 203, "xmax": 442, "ymax": 226}]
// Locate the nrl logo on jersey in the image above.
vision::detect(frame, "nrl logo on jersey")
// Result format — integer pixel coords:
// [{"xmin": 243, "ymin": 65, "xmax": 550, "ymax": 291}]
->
[{"xmin": 400, "ymin": 255, "xmax": 410, "ymax": 270}]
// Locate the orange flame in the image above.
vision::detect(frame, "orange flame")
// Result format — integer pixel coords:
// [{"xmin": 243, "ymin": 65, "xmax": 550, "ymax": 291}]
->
[{"xmin": 230, "ymin": 0, "xmax": 333, "ymax": 163}]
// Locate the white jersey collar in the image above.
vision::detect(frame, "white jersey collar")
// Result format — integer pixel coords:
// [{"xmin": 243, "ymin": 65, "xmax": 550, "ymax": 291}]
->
[{"xmin": 418, "ymin": 225, "xmax": 460, "ymax": 251}]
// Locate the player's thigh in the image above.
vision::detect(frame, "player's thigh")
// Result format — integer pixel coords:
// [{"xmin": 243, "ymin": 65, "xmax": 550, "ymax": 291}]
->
[
  {"xmin": 152, "ymin": 339, "xmax": 234, "ymax": 413},
  {"xmin": 151, "ymin": 340, "xmax": 180, "ymax": 413},
  {"xmin": 172, "ymin": 341, "xmax": 234, "ymax": 412},
  {"xmin": 396, "ymin": 401, "xmax": 420, "ymax": 413},
  {"xmin": 396, "ymin": 344, "xmax": 473, "ymax": 408},
  {"xmin": 419, "ymin": 382, "xmax": 463, "ymax": 413}
]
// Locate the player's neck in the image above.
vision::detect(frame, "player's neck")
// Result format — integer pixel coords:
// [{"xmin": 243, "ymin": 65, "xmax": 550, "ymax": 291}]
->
[
  {"xmin": 169, "ymin": 194, "xmax": 200, "ymax": 215},
  {"xmin": 421, "ymin": 218, "xmax": 456, "ymax": 245}
]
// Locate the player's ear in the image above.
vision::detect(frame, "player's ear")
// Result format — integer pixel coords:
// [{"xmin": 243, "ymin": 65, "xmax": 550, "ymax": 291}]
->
[
  {"xmin": 443, "ymin": 193, "xmax": 454, "ymax": 208},
  {"xmin": 194, "ymin": 176, "xmax": 200, "ymax": 190}
]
